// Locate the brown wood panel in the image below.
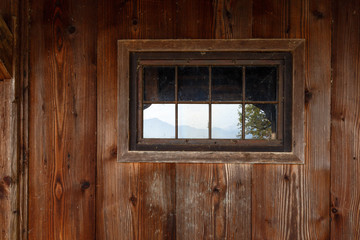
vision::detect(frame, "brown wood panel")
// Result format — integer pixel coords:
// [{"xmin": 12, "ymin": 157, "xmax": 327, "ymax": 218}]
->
[
  {"xmin": 0, "ymin": 3, "xmax": 12, "ymax": 240},
  {"xmin": 97, "ymin": 0, "xmax": 253, "ymax": 239},
  {"xmin": 0, "ymin": 81, "xmax": 13, "ymax": 240},
  {"xmin": 0, "ymin": 1, "xmax": 11, "ymax": 27},
  {"xmin": 0, "ymin": 2, "xmax": 21, "ymax": 239},
  {"xmin": 19, "ymin": 1, "xmax": 30, "ymax": 238},
  {"xmin": 331, "ymin": 0, "xmax": 360, "ymax": 238},
  {"xmin": 213, "ymin": 0, "xmax": 252, "ymax": 39},
  {"xmin": 28, "ymin": 0, "xmax": 97, "ymax": 239},
  {"xmin": 96, "ymin": 1, "xmax": 177, "ymax": 239},
  {"xmin": 0, "ymin": 14, "xmax": 13, "ymax": 80},
  {"xmin": 175, "ymin": 0, "xmax": 213, "ymax": 39},
  {"xmin": 252, "ymin": 0, "xmax": 331, "ymax": 239},
  {"xmin": 176, "ymin": 164, "xmax": 251, "ymax": 239},
  {"xmin": 174, "ymin": 1, "xmax": 252, "ymax": 239}
]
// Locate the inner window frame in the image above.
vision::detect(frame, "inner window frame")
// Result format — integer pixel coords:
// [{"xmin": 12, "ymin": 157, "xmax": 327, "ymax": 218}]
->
[
  {"xmin": 130, "ymin": 52, "xmax": 293, "ymax": 152},
  {"xmin": 118, "ymin": 39, "xmax": 305, "ymax": 163}
]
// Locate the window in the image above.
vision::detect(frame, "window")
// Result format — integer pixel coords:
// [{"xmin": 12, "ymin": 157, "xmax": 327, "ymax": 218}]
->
[
  {"xmin": 118, "ymin": 40, "xmax": 305, "ymax": 163},
  {"xmin": 130, "ymin": 52, "xmax": 292, "ymax": 152}
]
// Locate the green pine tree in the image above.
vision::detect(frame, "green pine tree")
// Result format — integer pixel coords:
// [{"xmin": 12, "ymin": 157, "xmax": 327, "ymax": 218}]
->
[{"xmin": 237, "ymin": 104, "xmax": 272, "ymax": 139}]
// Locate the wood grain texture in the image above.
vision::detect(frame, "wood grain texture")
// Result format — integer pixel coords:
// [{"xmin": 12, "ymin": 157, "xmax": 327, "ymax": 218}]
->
[
  {"xmin": 97, "ymin": 0, "xmax": 253, "ymax": 239},
  {"xmin": 0, "ymin": 14, "xmax": 13, "ymax": 79},
  {"xmin": 18, "ymin": 0, "xmax": 30, "ymax": 238},
  {"xmin": 0, "ymin": 1, "xmax": 20, "ymax": 240},
  {"xmin": 97, "ymin": 1, "xmax": 177, "ymax": 239},
  {"xmin": 18, "ymin": 0, "xmax": 360, "ymax": 239},
  {"xmin": 175, "ymin": 164, "xmax": 251, "ymax": 240},
  {"xmin": 174, "ymin": 1, "xmax": 252, "ymax": 239},
  {"xmin": 331, "ymin": 0, "xmax": 360, "ymax": 238},
  {"xmin": 28, "ymin": 0, "xmax": 97, "ymax": 239},
  {"xmin": 0, "ymin": 80, "xmax": 14, "ymax": 240},
  {"xmin": 252, "ymin": 0, "xmax": 331, "ymax": 239},
  {"xmin": 0, "ymin": 4, "xmax": 12, "ymax": 240}
]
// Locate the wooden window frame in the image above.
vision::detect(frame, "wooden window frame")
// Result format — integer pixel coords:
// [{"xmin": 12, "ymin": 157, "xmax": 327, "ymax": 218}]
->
[
  {"xmin": 118, "ymin": 39, "xmax": 305, "ymax": 163},
  {"xmin": 131, "ymin": 53, "xmax": 291, "ymax": 151}
]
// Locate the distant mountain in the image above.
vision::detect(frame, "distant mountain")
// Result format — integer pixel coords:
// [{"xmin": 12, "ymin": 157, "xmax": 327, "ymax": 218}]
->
[
  {"xmin": 143, "ymin": 118, "xmax": 175, "ymax": 138},
  {"xmin": 143, "ymin": 118, "xmax": 240, "ymax": 139},
  {"xmin": 178, "ymin": 125, "xmax": 208, "ymax": 138},
  {"xmin": 212, "ymin": 127, "xmax": 239, "ymax": 139}
]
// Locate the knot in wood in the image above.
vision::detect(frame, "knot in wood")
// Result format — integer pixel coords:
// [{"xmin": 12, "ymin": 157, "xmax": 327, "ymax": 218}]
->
[
  {"xmin": 81, "ymin": 181, "xmax": 90, "ymax": 191},
  {"xmin": 67, "ymin": 25, "xmax": 76, "ymax": 34},
  {"xmin": 55, "ymin": 181, "xmax": 63, "ymax": 200},
  {"xmin": 3, "ymin": 176, "xmax": 12, "ymax": 186},
  {"xmin": 129, "ymin": 195, "xmax": 137, "ymax": 206}
]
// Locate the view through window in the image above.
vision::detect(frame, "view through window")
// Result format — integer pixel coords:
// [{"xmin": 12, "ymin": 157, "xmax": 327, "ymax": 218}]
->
[
  {"xmin": 142, "ymin": 66, "xmax": 278, "ymax": 140},
  {"xmin": 129, "ymin": 51, "xmax": 292, "ymax": 152}
]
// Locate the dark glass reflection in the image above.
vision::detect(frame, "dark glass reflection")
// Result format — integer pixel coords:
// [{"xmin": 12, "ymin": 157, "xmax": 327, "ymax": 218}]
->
[
  {"xmin": 178, "ymin": 67, "xmax": 209, "ymax": 101},
  {"xmin": 244, "ymin": 104, "xmax": 277, "ymax": 139},
  {"xmin": 245, "ymin": 66, "xmax": 277, "ymax": 101},
  {"xmin": 143, "ymin": 67, "xmax": 175, "ymax": 101},
  {"xmin": 212, "ymin": 67, "xmax": 242, "ymax": 101}
]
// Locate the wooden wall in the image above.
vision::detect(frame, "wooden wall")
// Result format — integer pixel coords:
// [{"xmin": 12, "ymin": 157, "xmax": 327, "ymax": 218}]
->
[
  {"xmin": 0, "ymin": 0, "xmax": 359, "ymax": 239},
  {"xmin": 331, "ymin": 0, "xmax": 360, "ymax": 238},
  {"xmin": 0, "ymin": 0, "xmax": 23, "ymax": 239}
]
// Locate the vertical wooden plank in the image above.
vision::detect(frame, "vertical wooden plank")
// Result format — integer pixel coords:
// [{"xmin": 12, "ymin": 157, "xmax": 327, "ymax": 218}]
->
[
  {"xmin": 175, "ymin": 0, "xmax": 214, "ymax": 39},
  {"xmin": 0, "ymin": 81, "xmax": 14, "ymax": 240},
  {"xmin": 0, "ymin": 2, "xmax": 12, "ymax": 239},
  {"xmin": 213, "ymin": 0, "xmax": 252, "ymax": 39},
  {"xmin": 135, "ymin": 3, "xmax": 178, "ymax": 236},
  {"xmin": 305, "ymin": 1, "xmax": 331, "ymax": 237},
  {"xmin": 28, "ymin": 0, "xmax": 97, "ymax": 239},
  {"xmin": 331, "ymin": 0, "xmax": 360, "ymax": 238},
  {"xmin": 19, "ymin": 0, "xmax": 30, "ymax": 238},
  {"xmin": 175, "ymin": 1, "xmax": 252, "ymax": 239},
  {"xmin": 252, "ymin": 0, "xmax": 286, "ymax": 38},
  {"xmin": 251, "ymin": 1, "xmax": 296, "ymax": 239},
  {"xmin": 252, "ymin": 0, "xmax": 331, "ymax": 239},
  {"xmin": 138, "ymin": 164, "xmax": 176, "ymax": 239},
  {"xmin": 0, "ymin": 1, "xmax": 21, "ymax": 239},
  {"xmin": 97, "ymin": 1, "xmax": 177, "ymax": 239},
  {"xmin": 174, "ymin": 1, "xmax": 215, "ymax": 239},
  {"xmin": 96, "ymin": 1, "xmax": 133, "ymax": 239},
  {"xmin": 176, "ymin": 164, "xmax": 251, "ymax": 240}
]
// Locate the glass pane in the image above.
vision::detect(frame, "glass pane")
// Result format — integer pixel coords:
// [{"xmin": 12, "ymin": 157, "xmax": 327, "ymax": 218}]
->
[
  {"xmin": 245, "ymin": 104, "xmax": 277, "ymax": 139},
  {"xmin": 178, "ymin": 67, "xmax": 209, "ymax": 101},
  {"xmin": 245, "ymin": 66, "xmax": 277, "ymax": 101},
  {"xmin": 144, "ymin": 67, "xmax": 175, "ymax": 101},
  {"xmin": 211, "ymin": 104, "xmax": 242, "ymax": 139},
  {"xmin": 143, "ymin": 104, "xmax": 175, "ymax": 138},
  {"xmin": 212, "ymin": 67, "xmax": 242, "ymax": 101},
  {"xmin": 178, "ymin": 104, "xmax": 209, "ymax": 138}
]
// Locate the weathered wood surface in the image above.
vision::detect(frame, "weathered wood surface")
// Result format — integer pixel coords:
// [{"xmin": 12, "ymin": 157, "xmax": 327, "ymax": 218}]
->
[
  {"xmin": 0, "ymin": 80, "xmax": 14, "ymax": 240},
  {"xmin": 0, "ymin": 1, "xmax": 21, "ymax": 240},
  {"xmin": 0, "ymin": 14, "xmax": 13, "ymax": 80},
  {"xmin": 96, "ymin": 0, "xmax": 178, "ymax": 239},
  {"xmin": 252, "ymin": 0, "xmax": 331, "ymax": 239},
  {"xmin": 28, "ymin": 0, "xmax": 97, "ymax": 239},
  {"xmin": 18, "ymin": 0, "xmax": 360, "ymax": 239},
  {"xmin": 331, "ymin": 0, "xmax": 360, "ymax": 238},
  {"xmin": 97, "ymin": 0, "xmax": 253, "ymax": 239}
]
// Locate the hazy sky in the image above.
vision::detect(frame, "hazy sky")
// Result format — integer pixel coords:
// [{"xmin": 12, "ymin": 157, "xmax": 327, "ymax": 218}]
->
[{"xmin": 143, "ymin": 103, "xmax": 241, "ymax": 129}]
